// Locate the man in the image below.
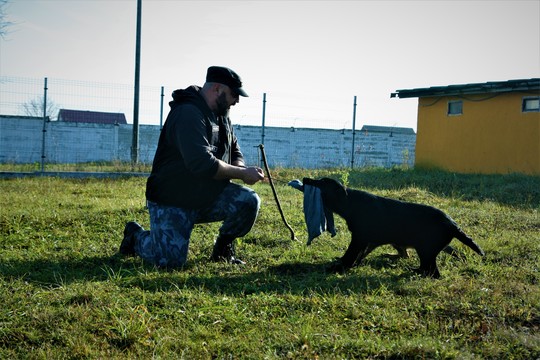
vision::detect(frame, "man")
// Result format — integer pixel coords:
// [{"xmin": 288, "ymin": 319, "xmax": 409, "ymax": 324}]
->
[{"xmin": 120, "ymin": 66, "xmax": 265, "ymax": 268}]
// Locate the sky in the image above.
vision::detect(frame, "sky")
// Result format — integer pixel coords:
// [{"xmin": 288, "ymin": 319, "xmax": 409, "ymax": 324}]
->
[{"xmin": 1, "ymin": 0, "xmax": 539, "ymax": 131}]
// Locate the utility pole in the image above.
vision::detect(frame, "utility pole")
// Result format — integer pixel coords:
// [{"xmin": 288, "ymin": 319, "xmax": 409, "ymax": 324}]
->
[
  {"xmin": 160, "ymin": 86, "xmax": 164, "ymax": 130},
  {"xmin": 131, "ymin": 0, "xmax": 142, "ymax": 164},
  {"xmin": 261, "ymin": 93, "xmax": 266, "ymax": 146},
  {"xmin": 351, "ymin": 95, "xmax": 357, "ymax": 169},
  {"xmin": 41, "ymin": 77, "xmax": 48, "ymax": 173}
]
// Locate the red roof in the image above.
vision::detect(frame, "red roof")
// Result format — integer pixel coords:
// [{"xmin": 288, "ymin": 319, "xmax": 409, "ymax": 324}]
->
[{"xmin": 58, "ymin": 109, "xmax": 127, "ymax": 124}]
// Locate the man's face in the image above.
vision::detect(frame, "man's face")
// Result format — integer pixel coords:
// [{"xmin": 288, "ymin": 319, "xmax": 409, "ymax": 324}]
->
[{"xmin": 215, "ymin": 85, "xmax": 239, "ymax": 116}]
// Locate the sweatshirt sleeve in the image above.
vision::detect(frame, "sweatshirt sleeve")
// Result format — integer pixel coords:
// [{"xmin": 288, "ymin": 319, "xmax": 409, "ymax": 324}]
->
[
  {"xmin": 228, "ymin": 118, "xmax": 245, "ymax": 165},
  {"xmin": 167, "ymin": 104, "xmax": 220, "ymax": 178},
  {"xmin": 231, "ymin": 135, "xmax": 244, "ymax": 165}
]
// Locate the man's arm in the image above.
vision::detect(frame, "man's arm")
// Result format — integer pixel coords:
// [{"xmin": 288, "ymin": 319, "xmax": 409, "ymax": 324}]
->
[
  {"xmin": 226, "ymin": 115, "xmax": 245, "ymax": 166},
  {"xmin": 213, "ymin": 160, "xmax": 264, "ymax": 185}
]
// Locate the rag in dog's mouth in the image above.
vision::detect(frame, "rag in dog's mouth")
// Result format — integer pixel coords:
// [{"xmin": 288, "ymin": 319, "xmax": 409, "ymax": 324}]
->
[
  {"xmin": 302, "ymin": 177, "xmax": 349, "ymax": 211},
  {"xmin": 288, "ymin": 178, "xmax": 337, "ymax": 245}
]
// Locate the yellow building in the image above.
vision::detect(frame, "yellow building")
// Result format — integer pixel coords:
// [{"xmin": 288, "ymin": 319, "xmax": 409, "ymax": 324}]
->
[{"xmin": 392, "ymin": 79, "xmax": 540, "ymax": 175}]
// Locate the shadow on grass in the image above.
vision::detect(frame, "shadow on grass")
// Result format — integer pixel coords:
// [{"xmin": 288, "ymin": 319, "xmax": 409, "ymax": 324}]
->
[
  {"xmin": 314, "ymin": 168, "xmax": 540, "ymax": 210},
  {"xmin": 122, "ymin": 257, "xmax": 417, "ymax": 296},
  {"xmin": 0, "ymin": 254, "xmax": 128, "ymax": 286},
  {"xmin": 0, "ymin": 254, "xmax": 416, "ymax": 296}
]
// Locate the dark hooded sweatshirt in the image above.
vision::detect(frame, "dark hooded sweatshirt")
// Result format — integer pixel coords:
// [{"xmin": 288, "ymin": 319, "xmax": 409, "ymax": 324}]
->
[{"xmin": 145, "ymin": 86, "xmax": 244, "ymax": 209}]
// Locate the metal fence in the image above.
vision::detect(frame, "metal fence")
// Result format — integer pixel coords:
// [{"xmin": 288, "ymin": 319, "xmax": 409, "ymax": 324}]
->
[
  {"xmin": 0, "ymin": 76, "xmax": 416, "ymax": 172},
  {"xmin": 0, "ymin": 76, "xmax": 162, "ymax": 126},
  {"xmin": 1, "ymin": 75, "xmax": 360, "ymax": 128}
]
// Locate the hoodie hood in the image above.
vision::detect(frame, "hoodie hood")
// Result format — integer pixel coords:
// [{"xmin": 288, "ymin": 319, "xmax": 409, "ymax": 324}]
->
[
  {"xmin": 170, "ymin": 85, "xmax": 207, "ymax": 110},
  {"xmin": 169, "ymin": 85, "xmax": 217, "ymax": 122}
]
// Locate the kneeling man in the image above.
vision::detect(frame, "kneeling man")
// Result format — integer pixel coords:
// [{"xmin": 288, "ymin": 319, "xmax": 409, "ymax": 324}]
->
[{"xmin": 120, "ymin": 66, "xmax": 264, "ymax": 267}]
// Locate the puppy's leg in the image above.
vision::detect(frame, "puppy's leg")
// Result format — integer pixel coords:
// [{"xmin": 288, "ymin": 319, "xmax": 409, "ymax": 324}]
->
[
  {"xmin": 341, "ymin": 234, "xmax": 370, "ymax": 269},
  {"xmin": 417, "ymin": 249, "xmax": 441, "ymax": 278},
  {"xmin": 392, "ymin": 245, "xmax": 410, "ymax": 258},
  {"xmin": 441, "ymin": 245, "xmax": 460, "ymax": 258},
  {"xmin": 328, "ymin": 236, "xmax": 368, "ymax": 273},
  {"xmin": 354, "ymin": 243, "xmax": 377, "ymax": 265}
]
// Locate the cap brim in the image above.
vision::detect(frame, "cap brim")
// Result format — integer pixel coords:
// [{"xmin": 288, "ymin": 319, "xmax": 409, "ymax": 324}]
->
[{"xmin": 236, "ymin": 88, "xmax": 248, "ymax": 97}]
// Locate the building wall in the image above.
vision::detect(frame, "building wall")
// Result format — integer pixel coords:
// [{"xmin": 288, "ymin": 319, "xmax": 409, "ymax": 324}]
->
[
  {"xmin": 415, "ymin": 92, "xmax": 540, "ymax": 175},
  {"xmin": 0, "ymin": 117, "xmax": 160, "ymax": 164},
  {"xmin": 0, "ymin": 116, "xmax": 416, "ymax": 169},
  {"xmin": 0, "ymin": 116, "xmax": 43, "ymax": 163},
  {"xmin": 230, "ymin": 126, "xmax": 415, "ymax": 169}
]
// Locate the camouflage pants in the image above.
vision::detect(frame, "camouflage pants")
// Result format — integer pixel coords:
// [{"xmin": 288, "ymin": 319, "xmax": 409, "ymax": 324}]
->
[{"xmin": 133, "ymin": 183, "xmax": 261, "ymax": 268}]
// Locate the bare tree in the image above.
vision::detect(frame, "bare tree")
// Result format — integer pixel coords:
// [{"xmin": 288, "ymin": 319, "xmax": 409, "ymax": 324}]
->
[
  {"xmin": 22, "ymin": 97, "xmax": 59, "ymax": 120},
  {"xmin": 0, "ymin": 0, "xmax": 13, "ymax": 38}
]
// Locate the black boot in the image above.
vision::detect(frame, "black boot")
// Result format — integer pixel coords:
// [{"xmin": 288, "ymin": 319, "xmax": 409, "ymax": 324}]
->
[
  {"xmin": 210, "ymin": 235, "xmax": 245, "ymax": 265},
  {"xmin": 119, "ymin": 221, "xmax": 143, "ymax": 256}
]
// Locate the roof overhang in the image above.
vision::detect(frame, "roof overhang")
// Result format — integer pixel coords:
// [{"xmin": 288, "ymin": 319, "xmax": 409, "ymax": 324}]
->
[{"xmin": 391, "ymin": 78, "xmax": 540, "ymax": 99}]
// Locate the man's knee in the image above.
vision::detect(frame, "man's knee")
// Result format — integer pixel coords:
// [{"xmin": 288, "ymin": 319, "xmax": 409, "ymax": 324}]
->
[
  {"xmin": 156, "ymin": 251, "xmax": 188, "ymax": 269},
  {"xmin": 136, "ymin": 228, "xmax": 190, "ymax": 268},
  {"xmin": 246, "ymin": 190, "xmax": 261, "ymax": 213}
]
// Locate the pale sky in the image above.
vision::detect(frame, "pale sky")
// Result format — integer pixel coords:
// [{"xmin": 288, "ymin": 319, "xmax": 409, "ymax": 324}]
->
[{"xmin": 1, "ymin": 0, "xmax": 539, "ymax": 131}]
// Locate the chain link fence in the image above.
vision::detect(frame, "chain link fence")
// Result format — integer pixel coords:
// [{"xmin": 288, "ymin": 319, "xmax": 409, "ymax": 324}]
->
[{"xmin": 0, "ymin": 76, "xmax": 416, "ymax": 173}]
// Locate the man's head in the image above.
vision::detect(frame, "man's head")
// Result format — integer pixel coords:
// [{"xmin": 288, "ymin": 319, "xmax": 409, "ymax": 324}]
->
[
  {"xmin": 202, "ymin": 66, "xmax": 248, "ymax": 116},
  {"xmin": 206, "ymin": 66, "xmax": 248, "ymax": 97}
]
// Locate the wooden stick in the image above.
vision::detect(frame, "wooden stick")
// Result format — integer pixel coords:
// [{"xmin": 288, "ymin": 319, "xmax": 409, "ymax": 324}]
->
[{"xmin": 258, "ymin": 144, "xmax": 296, "ymax": 241}]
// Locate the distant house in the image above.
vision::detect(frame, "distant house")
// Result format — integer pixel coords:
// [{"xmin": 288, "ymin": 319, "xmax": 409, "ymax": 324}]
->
[
  {"xmin": 391, "ymin": 79, "xmax": 540, "ymax": 175},
  {"xmin": 57, "ymin": 109, "xmax": 127, "ymax": 125},
  {"xmin": 360, "ymin": 125, "xmax": 415, "ymax": 136}
]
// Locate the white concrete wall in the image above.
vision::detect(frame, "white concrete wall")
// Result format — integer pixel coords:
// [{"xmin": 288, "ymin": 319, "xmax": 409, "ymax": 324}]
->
[
  {"xmin": 0, "ymin": 116, "xmax": 415, "ymax": 168},
  {"xmin": 235, "ymin": 125, "xmax": 416, "ymax": 168},
  {"xmin": 0, "ymin": 116, "xmax": 44, "ymax": 163}
]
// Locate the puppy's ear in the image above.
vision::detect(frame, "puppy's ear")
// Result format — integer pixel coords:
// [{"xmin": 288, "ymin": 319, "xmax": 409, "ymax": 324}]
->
[
  {"xmin": 321, "ymin": 178, "xmax": 348, "ymax": 198},
  {"xmin": 333, "ymin": 179, "xmax": 348, "ymax": 198}
]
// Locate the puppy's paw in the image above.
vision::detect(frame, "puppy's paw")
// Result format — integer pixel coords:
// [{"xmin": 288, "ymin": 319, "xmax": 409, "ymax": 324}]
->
[
  {"xmin": 326, "ymin": 259, "xmax": 347, "ymax": 274},
  {"xmin": 413, "ymin": 267, "xmax": 441, "ymax": 279}
]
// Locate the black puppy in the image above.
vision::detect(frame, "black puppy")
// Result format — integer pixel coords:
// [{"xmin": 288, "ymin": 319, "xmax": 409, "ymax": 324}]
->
[{"xmin": 303, "ymin": 177, "xmax": 485, "ymax": 278}]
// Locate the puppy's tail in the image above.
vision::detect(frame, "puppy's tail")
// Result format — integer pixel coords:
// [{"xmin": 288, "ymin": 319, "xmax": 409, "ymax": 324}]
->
[{"xmin": 454, "ymin": 227, "xmax": 485, "ymax": 256}]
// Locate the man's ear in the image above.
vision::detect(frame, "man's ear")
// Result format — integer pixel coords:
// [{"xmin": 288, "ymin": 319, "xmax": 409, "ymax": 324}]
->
[{"xmin": 215, "ymin": 83, "xmax": 224, "ymax": 95}]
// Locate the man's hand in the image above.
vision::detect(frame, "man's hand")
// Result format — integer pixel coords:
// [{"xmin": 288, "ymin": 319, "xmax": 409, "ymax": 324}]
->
[
  {"xmin": 214, "ymin": 161, "xmax": 264, "ymax": 185},
  {"xmin": 241, "ymin": 166, "xmax": 265, "ymax": 185}
]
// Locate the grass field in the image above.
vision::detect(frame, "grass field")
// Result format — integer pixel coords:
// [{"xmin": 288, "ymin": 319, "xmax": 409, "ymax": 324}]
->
[{"xmin": 0, "ymin": 168, "xmax": 539, "ymax": 359}]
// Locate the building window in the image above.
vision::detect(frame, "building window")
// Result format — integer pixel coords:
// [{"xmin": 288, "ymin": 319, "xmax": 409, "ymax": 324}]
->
[
  {"xmin": 447, "ymin": 100, "xmax": 463, "ymax": 116},
  {"xmin": 522, "ymin": 97, "xmax": 540, "ymax": 112}
]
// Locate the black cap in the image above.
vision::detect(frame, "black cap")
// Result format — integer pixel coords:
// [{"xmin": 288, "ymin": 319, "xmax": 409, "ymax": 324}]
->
[{"xmin": 206, "ymin": 66, "xmax": 248, "ymax": 97}]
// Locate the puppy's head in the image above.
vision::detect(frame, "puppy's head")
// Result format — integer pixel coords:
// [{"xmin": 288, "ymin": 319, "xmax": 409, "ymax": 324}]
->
[{"xmin": 302, "ymin": 177, "xmax": 347, "ymax": 210}]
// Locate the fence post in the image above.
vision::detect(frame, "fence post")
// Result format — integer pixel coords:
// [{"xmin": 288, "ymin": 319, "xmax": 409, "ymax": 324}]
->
[
  {"xmin": 261, "ymin": 92, "xmax": 266, "ymax": 146},
  {"xmin": 40, "ymin": 77, "xmax": 48, "ymax": 173},
  {"xmin": 260, "ymin": 93, "xmax": 266, "ymax": 167},
  {"xmin": 160, "ymin": 86, "xmax": 164, "ymax": 130},
  {"xmin": 131, "ymin": 0, "xmax": 142, "ymax": 164},
  {"xmin": 350, "ymin": 95, "xmax": 357, "ymax": 169}
]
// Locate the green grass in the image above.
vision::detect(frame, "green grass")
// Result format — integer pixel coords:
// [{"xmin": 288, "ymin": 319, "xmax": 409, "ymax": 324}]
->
[
  {"xmin": 0, "ymin": 161, "xmax": 152, "ymax": 174},
  {"xmin": 0, "ymin": 168, "xmax": 538, "ymax": 359}
]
